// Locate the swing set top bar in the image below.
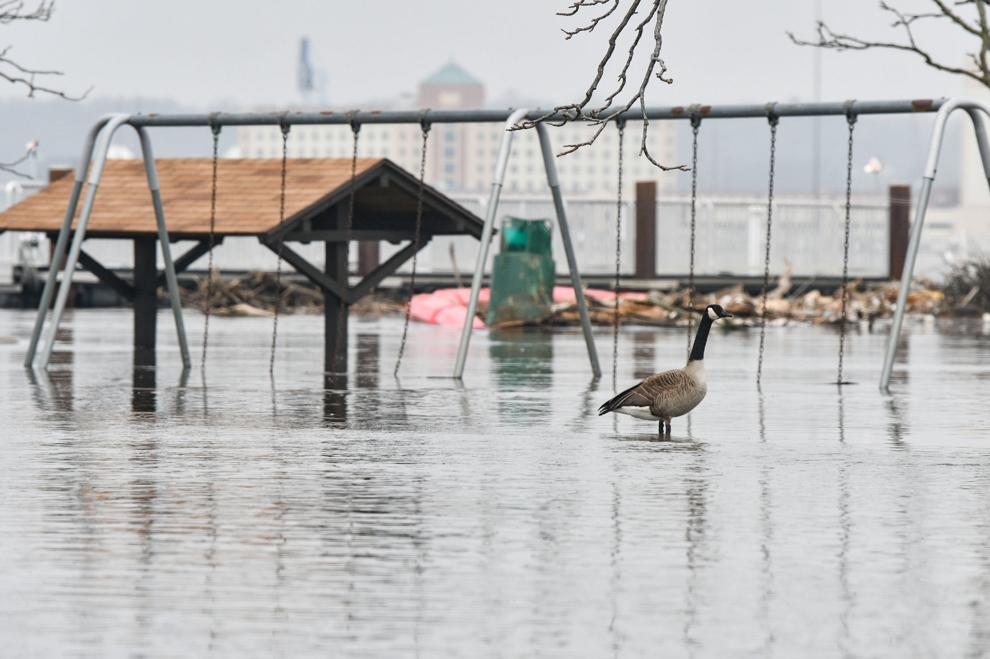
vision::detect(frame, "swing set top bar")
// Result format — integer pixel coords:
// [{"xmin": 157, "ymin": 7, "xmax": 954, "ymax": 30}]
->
[{"xmin": 126, "ymin": 98, "xmax": 946, "ymax": 128}]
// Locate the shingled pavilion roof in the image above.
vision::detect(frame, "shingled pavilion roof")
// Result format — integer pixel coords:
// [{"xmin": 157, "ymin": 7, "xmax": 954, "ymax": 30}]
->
[{"xmin": 0, "ymin": 157, "xmax": 483, "ymax": 240}]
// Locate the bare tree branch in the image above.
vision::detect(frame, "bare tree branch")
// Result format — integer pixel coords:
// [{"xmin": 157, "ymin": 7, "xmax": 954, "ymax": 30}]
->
[
  {"xmin": 0, "ymin": 0, "xmax": 54, "ymax": 23},
  {"xmin": 0, "ymin": 2, "xmax": 90, "ymax": 101},
  {"xmin": 514, "ymin": 0, "xmax": 683, "ymax": 171},
  {"xmin": 0, "ymin": 2, "xmax": 89, "ymax": 178},
  {"xmin": 790, "ymin": 0, "xmax": 990, "ymax": 92},
  {"xmin": 0, "ymin": 139, "xmax": 38, "ymax": 179},
  {"xmin": 556, "ymin": 0, "xmax": 614, "ymax": 18},
  {"xmin": 0, "ymin": 45, "xmax": 90, "ymax": 99},
  {"xmin": 637, "ymin": 0, "xmax": 675, "ymax": 168},
  {"xmin": 561, "ymin": 0, "xmax": 620, "ymax": 40},
  {"xmin": 972, "ymin": 0, "xmax": 990, "ymax": 77}
]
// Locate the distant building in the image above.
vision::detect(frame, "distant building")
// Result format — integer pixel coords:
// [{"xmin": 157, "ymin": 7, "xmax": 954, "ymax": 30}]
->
[
  {"xmin": 236, "ymin": 61, "xmax": 678, "ymax": 198},
  {"xmin": 418, "ymin": 60, "xmax": 485, "ymax": 108}
]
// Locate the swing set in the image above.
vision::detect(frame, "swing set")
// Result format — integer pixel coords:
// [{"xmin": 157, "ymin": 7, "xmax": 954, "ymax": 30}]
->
[
  {"xmin": 11, "ymin": 98, "xmax": 962, "ymax": 392},
  {"xmin": 602, "ymin": 102, "xmax": 857, "ymax": 390}
]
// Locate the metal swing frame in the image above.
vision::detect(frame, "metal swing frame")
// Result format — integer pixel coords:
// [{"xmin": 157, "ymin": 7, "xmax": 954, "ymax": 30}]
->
[
  {"xmin": 23, "ymin": 99, "xmax": 953, "ymax": 385},
  {"xmin": 880, "ymin": 97, "xmax": 990, "ymax": 391},
  {"xmin": 452, "ymin": 109, "xmax": 600, "ymax": 379},
  {"xmin": 24, "ymin": 113, "xmax": 191, "ymax": 371},
  {"xmin": 23, "ymin": 109, "xmax": 601, "ymax": 378}
]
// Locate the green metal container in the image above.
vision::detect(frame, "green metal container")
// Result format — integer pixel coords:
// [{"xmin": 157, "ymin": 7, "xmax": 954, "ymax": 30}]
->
[
  {"xmin": 500, "ymin": 216, "xmax": 553, "ymax": 255},
  {"xmin": 487, "ymin": 217, "xmax": 556, "ymax": 326}
]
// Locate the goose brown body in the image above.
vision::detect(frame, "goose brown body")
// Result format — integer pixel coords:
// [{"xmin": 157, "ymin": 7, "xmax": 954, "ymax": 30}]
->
[
  {"xmin": 598, "ymin": 361, "xmax": 707, "ymax": 421},
  {"xmin": 598, "ymin": 304, "xmax": 731, "ymax": 431}
]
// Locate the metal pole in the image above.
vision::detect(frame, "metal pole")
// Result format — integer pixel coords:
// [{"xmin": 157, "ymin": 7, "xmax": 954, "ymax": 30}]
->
[
  {"xmin": 453, "ymin": 108, "xmax": 529, "ymax": 379},
  {"xmin": 964, "ymin": 106, "xmax": 990, "ymax": 179},
  {"xmin": 136, "ymin": 126, "xmax": 191, "ymax": 370},
  {"xmin": 125, "ymin": 99, "xmax": 945, "ymax": 128},
  {"xmin": 536, "ymin": 122, "xmax": 600, "ymax": 378},
  {"xmin": 38, "ymin": 114, "xmax": 131, "ymax": 369},
  {"xmin": 24, "ymin": 116, "xmax": 114, "ymax": 367},
  {"xmin": 880, "ymin": 99, "xmax": 990, "ymax": 390}
]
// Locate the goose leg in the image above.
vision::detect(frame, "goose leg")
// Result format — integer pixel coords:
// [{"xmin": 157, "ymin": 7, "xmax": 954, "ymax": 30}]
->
[
  {"xmin": 664, "ymin": 418, "xmax": 672, "ymax": 435},
  {"xmin": 658, "ymin": 420, "xmax": 663, "ymax": 437}
]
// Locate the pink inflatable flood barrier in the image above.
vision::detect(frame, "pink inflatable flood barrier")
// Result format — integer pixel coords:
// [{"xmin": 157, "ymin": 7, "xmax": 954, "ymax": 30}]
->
[
  {"xmin": 409, "ymin": 288, "xmax": 488, "ymax": 328},
  {"xmin": 408, "ymin": 286, "xmax": 647, "ymax": 328}
]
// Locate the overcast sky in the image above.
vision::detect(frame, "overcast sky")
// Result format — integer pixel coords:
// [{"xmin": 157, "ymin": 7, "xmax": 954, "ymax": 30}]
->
[{"xmin": 0, "ymin": 0, "xmax": 972, "ymax": 108}]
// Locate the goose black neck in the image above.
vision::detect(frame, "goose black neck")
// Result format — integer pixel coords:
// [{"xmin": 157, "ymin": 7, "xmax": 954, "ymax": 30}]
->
[{"xmin": 689, "ymin": 314, "xmax": 714, "ymax": 362}]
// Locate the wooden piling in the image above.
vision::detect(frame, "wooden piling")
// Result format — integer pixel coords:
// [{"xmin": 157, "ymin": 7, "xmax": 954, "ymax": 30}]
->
[
  {"xmin": 635, "ymin": 181, "xmax": 657, "ymax": 278},
  {"xmin": 324, "ymin": 238, "xmax": 349, "ymax": 376},
  {"xmin": 132, "ymin": 236, "xmax": 158, "ymax": 352},
  {"xmin": 358, "ymin": 241, "xmax": 379, "ymax": 276},
  {"xmin": 888, "ymin": 184, "xmax": 911, "ymax": 280}
]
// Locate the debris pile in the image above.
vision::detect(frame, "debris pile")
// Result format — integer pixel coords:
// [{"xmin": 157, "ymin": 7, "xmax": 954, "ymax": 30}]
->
[
  {"xmin": 177, "ymin": 273, "xmax": 950, "ymax": 328},
  {"xmin": 180, "ymin": 272, "xmax": 322, "ymax": 317},
  {"xmin": 179, "ymin": 273, "xmax": 407, "ymax": 318},
  {"xmin": 942, "ymin": 257, "xmax": 990, "ymax": 315},
  {"xmin": 546, "ymin": 280, "xmax": 946, "ymax": 329}
]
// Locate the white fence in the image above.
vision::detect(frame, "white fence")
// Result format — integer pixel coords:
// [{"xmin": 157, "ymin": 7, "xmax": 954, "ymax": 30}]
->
[
  {"xmin": 0, "ymin": 190, "xmax": 968, "ymax": 284},
  {"xmin": 443, "ymin": 195, "xmax": 891, "ymax": 278}
]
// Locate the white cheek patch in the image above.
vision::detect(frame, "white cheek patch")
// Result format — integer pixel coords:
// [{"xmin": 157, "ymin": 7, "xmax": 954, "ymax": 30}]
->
[{"xmin": 707, "ymin": 308, "xmax": 719, "ymax": 321}]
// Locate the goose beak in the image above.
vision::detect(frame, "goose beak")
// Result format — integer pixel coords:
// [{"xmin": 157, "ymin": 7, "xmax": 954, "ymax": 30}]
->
[{"xmin": 720, "ymin": 312, "xmax": 734, "ymax": 319}]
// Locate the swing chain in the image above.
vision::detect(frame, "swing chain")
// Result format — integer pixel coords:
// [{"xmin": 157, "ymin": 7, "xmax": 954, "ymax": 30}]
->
[
  {"xmin": 837, "ymin": 104, "xmax": 857, "ymax": 385},
  {"xmin": 269, "ymin": 118, "xmax": 291, "ymax": 378},
  {"xmin": 201, "ymin": 117, "xmax": 222, "ymax": 379},
  {"xmin": 612, "ymin": 118, "xmax": 626, "ymax": 393},
  {"xmin": 756, "ymin": 109, "xmax": 779, "ymax": 387},
  {"xmin": 394, "ymin": 112, "xmax": 431, "ymax": 378},
  {"xmin": 687, "ymin": 112, "xmax": 701, "ymax": 355}
]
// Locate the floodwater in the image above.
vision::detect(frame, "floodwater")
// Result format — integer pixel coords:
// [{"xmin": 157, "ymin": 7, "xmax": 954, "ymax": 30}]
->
[{"xmin": 1, "ymin": 309, "xmax": 989, "ymax": 657}]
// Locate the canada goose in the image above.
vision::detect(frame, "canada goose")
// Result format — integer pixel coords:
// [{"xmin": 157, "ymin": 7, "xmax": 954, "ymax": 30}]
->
[{"xmin": 598, "ymin": 303, "xmax": 733, "ymax": 434}]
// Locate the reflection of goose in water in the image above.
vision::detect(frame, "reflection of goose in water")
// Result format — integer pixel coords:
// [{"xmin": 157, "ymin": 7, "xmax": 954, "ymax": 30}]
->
[{"xmin": 598, "ymin": 305, "xmax": 733, "ymax": 435}]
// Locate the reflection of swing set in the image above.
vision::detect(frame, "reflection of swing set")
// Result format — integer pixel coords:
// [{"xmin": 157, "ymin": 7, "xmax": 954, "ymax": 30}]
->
[{"xmin": 13, "ymin": 98, "xmax": 965, "ymax": 391}]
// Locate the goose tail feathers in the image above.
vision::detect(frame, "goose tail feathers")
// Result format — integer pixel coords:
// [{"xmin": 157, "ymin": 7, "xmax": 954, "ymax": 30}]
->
[{"xmin": 597, "ymin": 385, "xmax": 640, "ymax": 416}]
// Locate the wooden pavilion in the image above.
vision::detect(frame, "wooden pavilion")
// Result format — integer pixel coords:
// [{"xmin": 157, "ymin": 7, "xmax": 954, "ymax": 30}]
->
[{"xmin": 0, "ymin": 157, "xmax": 485, "ymax": 374}]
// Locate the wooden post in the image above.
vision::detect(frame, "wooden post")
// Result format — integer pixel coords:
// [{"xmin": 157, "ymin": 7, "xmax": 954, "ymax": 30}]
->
[
  {"xmin": 357, "ymin": 241, "xmax": 379, "ymax": 276},
  {"xmin": 48, "ymin": 166, "xmax": 73, "ymax": 183},
  {"xmin": 132, "ymin": 236, "xmax": 158, "ymax": 353},
  {"xmin": 132, "ymin": 349, "xmax": 157, "ymax": 414},
  {"xmin": 635, "ymin": 181, "xmax": 657, "ymax": 278},
  {"xmin": 888, "ymin": 184, "xmax": 911, "ymax": 280},
  {"xmin": 325, "ymin": 239, "xmax": 349, "ymax": 378},
  {"xmin": 321, "ymin": 212, "xmax": 349, "ymax": 420}
]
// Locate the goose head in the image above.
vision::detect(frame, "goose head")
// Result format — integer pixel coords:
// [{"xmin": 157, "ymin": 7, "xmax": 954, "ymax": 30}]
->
[{"xmin": 705, "ymin": 304, "xmax": 733, "ymax": 321}]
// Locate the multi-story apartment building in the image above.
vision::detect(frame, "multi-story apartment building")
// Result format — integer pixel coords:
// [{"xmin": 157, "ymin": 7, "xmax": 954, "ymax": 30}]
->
[{"xmin": 236, "ymin": 61, "xmax": 678, "ymax": 198}]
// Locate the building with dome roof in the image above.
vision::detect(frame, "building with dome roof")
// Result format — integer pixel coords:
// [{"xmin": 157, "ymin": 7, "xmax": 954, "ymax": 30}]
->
[
  {"xmin": 418, "ymin": 60, "xmax": 485, "ymax": 108},
  {"xmin": 235, "ymin": 60, "xmax": 677, "ymax": 199}
]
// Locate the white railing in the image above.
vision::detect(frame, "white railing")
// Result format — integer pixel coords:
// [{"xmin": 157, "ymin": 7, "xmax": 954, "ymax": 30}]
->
[
  {"xmin": 0, "ymin": 190, "xmax": 969, "ymax": 283},
  {"xmin": 415, "ymin": 194, "xmax": 895, "ymax": 279}
]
